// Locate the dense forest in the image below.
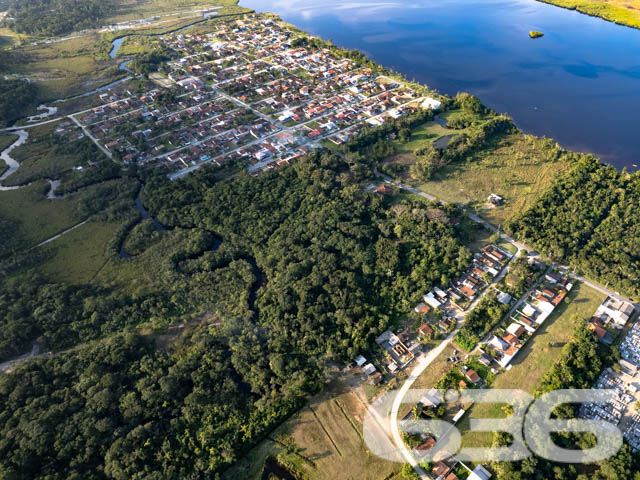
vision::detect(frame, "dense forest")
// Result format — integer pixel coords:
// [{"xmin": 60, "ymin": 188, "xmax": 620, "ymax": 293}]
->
[
  {"xmin": 2, "ymin": 0, "xmax": 115, "ymax": 36},
  {"xmin": 0, "ymin": 79, "xmax": 38, "ymax": 128},
  {"xmin": 0, "ymin": 152, "xmax": 473, "ymax": 477},
  {"xmin": 505, "ymin": 156, "xmax": 640, "ymax": 298}
]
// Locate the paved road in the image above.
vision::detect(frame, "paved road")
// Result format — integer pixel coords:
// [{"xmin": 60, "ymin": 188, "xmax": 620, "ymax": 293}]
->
[
  {"xmin": 389, "ymin": 325, "xmax": 460, "ymax": 479},
  {"xmin": 382, "ymin": 177, "xmax": 638, "ymax": 478},
  {"xmin": 69, "ymin": 115, "xmax": 113, "ymax": 159},
  {"xmin": 387, "ymin": 245, "xmax": 519, "ymax": 478}
]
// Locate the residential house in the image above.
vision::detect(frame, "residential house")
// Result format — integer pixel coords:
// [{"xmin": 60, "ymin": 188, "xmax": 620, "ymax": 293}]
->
[
  {"xmin": 478, "ymin": 353, "xmax": 493, "ymax": 367},
  {"xmin": 588, "ymin": 320, "xmax": 614, "ymax": 345},
  {"xmin": 594, "ymin": 296, "xmax": 636, "ymax": 328},
  {"xmin": 419, "ymin": 323, "xmax": 434, "ymax": 338},
  {"xmin": 424, "ymin": 292, "xmax": 443, "ymax": 309},
  {"xmin": 363, "ymin": 363, "xmax": 377, "ymax": 376},
  {"xmin": 415, "ymin": 303, "xmax": 431, "ymax": 315},
  {"xmin": 465, "ymin": 369, "xmax": 481, "ymax": 385},
  {"xmin": 468, "ymin": 465, "xmax": 492, "ymax": 480}
]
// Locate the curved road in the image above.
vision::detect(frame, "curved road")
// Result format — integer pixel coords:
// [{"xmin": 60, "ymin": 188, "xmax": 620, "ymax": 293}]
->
[{"xmin": 382, "ymin": 176, "xmax": 636, "ymax": 478}]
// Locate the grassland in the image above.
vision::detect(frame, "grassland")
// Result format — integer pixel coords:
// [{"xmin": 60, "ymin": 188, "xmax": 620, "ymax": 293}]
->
[
  {"xmin": 0, "ymin": 133, "xmax": 18, "ymax": 152},
  {"xmin": 225, "ymin": 375, "xmax": 403, "ymax": 480},
  {"xmin": 463, "ymin": 222, "xmax": 518, "ymax": 255},
  {"xmin": 457, "ymin": 282, "xmax": 605, "ymax": 447},
  {"xmin": 6, "ymin": 33, "xmax": 125, "ymax": 100},
  {"xmin": 538, "ymin": 0, "xmax": 640, "ymax": 30},
  {"xmin": 0, "ymin": 181, "xmax": 85, "ymax": 256},
  {"xmin": 392, "ymin": 113, "xmax": 467, "ymax": 158},
  {"xmin": 412, "ymin": 133, "xmax": 570, "ymax": 226},
  {"xmin": 38, "ymin": 219, "xmax": 124, "ymax": 283},
  {"xmin": 5, "ymin": 122, "xmax": 96, "ymax": 186},
  {"xmin": 0, "ymin": 133, "xmax": 18, "ymax": 176}
]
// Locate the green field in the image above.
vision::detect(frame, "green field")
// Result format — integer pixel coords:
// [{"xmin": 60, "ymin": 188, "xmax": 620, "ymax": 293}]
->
[
  {"xmin": 38, "ymin": 219, "xmax": 123, "ymax": 283},
  {"xmin": 7, "ymin": 33, "xmax": 125, "ymax": 100},
  {"xmin": 414, "ymin": 133, "xmax": 570, "ymax": 226},
  {"xmin": 458, "ymin": 282, "xmax": 605, "ymax": 447},
  {"xmin": 0, "ymin": 133, "xmax": 18, "ymax": 152},
  {"xmin": 0, "ymin": 181, "xmax": 86, "ymax": 256},
  {"xmin": 393, "ymin": 115, "xmax": 464, "ymax": 158},
  {"xmin": 225, "ymin": 376, "xmax": 403, "ymax": 480},
  {"xmin": 5, "ymin": 123, "xmax": 98, "ymax": 186}
]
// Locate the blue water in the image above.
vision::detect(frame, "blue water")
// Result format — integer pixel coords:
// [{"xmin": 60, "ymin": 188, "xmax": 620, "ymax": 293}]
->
[
  {"xmin": 241, "ymin": 0, "xmax": 640, "ymax": 169},
  {"xmin": 109, "ymin": 37, "xmax": 125, "ymax": 58}
]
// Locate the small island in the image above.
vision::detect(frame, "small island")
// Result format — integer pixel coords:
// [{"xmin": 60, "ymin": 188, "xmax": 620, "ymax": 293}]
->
[{"xmin": 529, "ymin": 30, "xmax": 545, "ymax": 38}]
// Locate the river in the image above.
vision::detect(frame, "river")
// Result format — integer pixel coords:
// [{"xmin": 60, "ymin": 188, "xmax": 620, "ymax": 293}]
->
[{"xmin": 241, "ymin": 0, "xmax": 640, "ymax": 169}]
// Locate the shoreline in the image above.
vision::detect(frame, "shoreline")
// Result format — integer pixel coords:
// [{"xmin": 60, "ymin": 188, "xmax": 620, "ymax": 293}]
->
[{"xmin": 536, "ymin": 0, "xmax": 640, "ymax": 30}]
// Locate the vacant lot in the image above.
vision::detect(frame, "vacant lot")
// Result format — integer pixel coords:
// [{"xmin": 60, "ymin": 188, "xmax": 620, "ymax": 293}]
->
[
  {"xmin": 415, "ymin": 133, "xmax": 570, "ymax": 225},
  {"xmin": 458, "ymin": 282, "xmax": 605, "ymax": 447},
  {"xmin": 386, "ymin": 131, "xmax": 570, "ymax": 227},
  {"xmin": 225, "ymin": 376, "xmax": 402, "ymax": 480}
]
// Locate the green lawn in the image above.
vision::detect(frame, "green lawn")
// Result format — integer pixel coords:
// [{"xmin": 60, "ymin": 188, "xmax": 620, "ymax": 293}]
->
[
  {"xmin": 394, "ymin": 120, "xmax": 461, "ymax": 157},
  {"xmin": 457, "ymin": 282, "xmax": 606, "ymax": 447}
]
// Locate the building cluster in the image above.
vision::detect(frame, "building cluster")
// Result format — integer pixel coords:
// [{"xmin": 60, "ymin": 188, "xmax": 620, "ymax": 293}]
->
[
  {"xmin": 375, "ymin": 329, "xmax": 422, "ymax": 375},
  {"xmin": 419, "ymin": 244, "xmax": 512, "ymax": 314},
  {"xmin": 581, "ymin": 321, "xmax": 640, "ymax": 452},
  {"xmin": 486, "ymin": 270, "xmax": 573, "ymax": 367},
  {"xmin": 589, "ymin": 296, "xmax": 636, "ymax": 341},
  {"xmin": 432, "ymin": 462, "xmax": 492, "ymax": 480},
  {"xmin": 53, "ymin": 121, "xmax": 85, "ymax": 142},
  {"xmin": 70, "ymin": 15, "xmax": 440, "ymax": 176}
]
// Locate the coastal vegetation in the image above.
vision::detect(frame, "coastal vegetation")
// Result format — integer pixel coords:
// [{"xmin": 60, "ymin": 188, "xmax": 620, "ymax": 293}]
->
[
  {"xmin": 537, "ymin": 0, "xmax": 640, "ymax": 30},
  {"xmin": 505, "ymin": 156, "xmax": 640, "ymax": 298}
]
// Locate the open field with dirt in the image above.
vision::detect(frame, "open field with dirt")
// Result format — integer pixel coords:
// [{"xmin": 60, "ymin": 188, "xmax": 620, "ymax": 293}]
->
[{"xmin": 224, "ymin": 375, "xmax": 403, "ymax": 480}]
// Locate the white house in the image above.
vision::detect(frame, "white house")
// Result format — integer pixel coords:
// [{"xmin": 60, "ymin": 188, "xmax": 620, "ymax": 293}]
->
[
  {"xmin": 424, "ymin": 292, "xmax": 443, "ymax": 309},
  {"xmin": 421, "ymin": 97, "xmax": 442, "ymax": 110},
  {"xmin": 469, "ymin": 465, "xmax": 492, "ymax": 480}
]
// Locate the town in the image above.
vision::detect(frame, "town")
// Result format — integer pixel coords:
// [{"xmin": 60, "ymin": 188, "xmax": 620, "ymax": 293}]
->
[{"xmin": 59, "ymin": 16, "xmax": 440, "ymax": 178}]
